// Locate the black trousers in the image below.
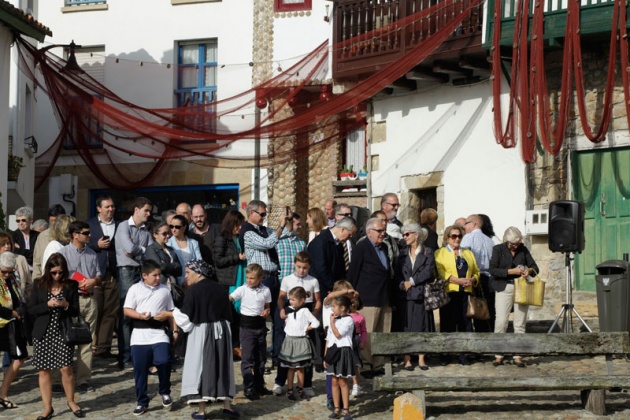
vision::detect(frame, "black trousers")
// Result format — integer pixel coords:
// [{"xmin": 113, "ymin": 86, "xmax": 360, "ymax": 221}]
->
[{"xmin": 240, "ymin": 326, "xmax": 267, "ymax": 391}]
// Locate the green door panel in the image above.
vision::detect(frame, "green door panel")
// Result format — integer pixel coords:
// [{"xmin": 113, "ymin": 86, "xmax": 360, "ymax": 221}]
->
[{"xmin": 574, "ymin": 148, "xmax": 630, "ymax": 291}]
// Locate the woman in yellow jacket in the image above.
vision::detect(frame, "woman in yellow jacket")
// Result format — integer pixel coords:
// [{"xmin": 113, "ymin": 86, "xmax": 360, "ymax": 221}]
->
[{"xmin": 434, "ymin": 224, "xmax": 480, "ymax": 365}]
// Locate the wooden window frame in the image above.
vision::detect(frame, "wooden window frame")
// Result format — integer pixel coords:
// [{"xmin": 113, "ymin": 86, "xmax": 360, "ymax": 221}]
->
[{"xmin": 274, "ymin": 0, "xmax": 312, "ymax": 12}]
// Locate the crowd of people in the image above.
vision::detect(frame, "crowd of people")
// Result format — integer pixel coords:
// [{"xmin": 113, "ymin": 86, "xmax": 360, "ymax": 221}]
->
[{"xmin": 0, "ymin": 195, "xmax": 539, "ymax": 419}]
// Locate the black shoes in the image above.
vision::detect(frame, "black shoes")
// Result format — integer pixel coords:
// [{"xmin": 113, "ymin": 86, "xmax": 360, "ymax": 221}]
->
[
  {"xmin": 68, "ymin": 403, "xmax": 86, "ymax": 418},
  {"xmin": 244, "ymin": 389, "xmax": 260, "ymax": 401},
  {"xmin": 37, "ymin": 409, "xmax": 54, "ymax": 420},
  {"xmin": 222, "ymin": 408, "xmax": 241, "ymax": 418}
]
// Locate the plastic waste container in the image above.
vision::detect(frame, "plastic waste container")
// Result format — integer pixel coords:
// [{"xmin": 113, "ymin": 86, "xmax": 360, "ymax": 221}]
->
[{"xmin": 595, "ymin": 260, "xmax": 630, "ymax": 332}]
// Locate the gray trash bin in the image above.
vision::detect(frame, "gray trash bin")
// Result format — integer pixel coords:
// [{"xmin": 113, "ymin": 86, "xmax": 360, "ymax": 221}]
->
[{"xmin": 595, "ymin": 260, "xmax": 630, "ymax": 332}]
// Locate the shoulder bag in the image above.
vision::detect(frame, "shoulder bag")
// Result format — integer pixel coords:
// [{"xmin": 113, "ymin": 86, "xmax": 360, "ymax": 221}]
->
[
  {"xmin": 424, "ymin": 279, "xmax": 451, "ymax": 311},
  {"xmin": 466, "ymin": 282, "xmax": 490, "ymax": 320},
  {"xmin": 514, "ymin": 274, "xmax": 545, "ymax": 306},
  {"xmin": 167, "ymin": 276, "xmax": 185, "ymax": 308},
  {"xmin": 60, "ymin": 313, "xmax": 93, "ymax": 346}
]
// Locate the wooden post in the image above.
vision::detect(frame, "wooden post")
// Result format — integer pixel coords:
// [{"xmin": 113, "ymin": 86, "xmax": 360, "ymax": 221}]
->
[
  {"xmin": 581, "ymin": 389, "xmax": 605, "ymax": 415},
  {"xmin": 392, "ymin": 391, "xmax": 425, "ymax": 420}
]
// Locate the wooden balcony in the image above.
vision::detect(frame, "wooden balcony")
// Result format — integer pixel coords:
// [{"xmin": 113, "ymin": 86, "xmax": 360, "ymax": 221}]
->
[
  {"xmin": 332, "ymin": 0, "xmax": 486, "ymax": 80},
  {"xmin": 484, "ymin": 0, "xmax": 628, "ymax": 48}
]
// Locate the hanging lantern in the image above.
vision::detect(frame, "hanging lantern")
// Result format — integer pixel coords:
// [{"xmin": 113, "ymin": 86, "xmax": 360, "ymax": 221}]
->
[
  {"xmin": 256, "ymin": 97, "xmax": 267, "ymax": 109},
  {"xmin": 319, "ymin": 85, "xmax": 331, "ymax": 101}
]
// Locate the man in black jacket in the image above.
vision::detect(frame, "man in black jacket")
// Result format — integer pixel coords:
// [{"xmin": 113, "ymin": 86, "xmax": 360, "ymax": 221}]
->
[
  {"xmin": 306, "ymin": 217, "xmax": 356, "ymax": 298},
  {"xmin": 349, "ymin": 217, "xmax": 392, "ymax": 377}
]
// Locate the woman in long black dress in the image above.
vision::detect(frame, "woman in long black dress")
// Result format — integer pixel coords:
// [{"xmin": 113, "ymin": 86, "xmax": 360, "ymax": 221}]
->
[
  {"xmin": 29, "ymin": 253, "xmax": 84, "ymax": 419},
  {"xmin": 397, "ymin": 224, "xmax": 436, "ymax": 371},
  {"xmin": 0, "ymin": 252, "xmax": 28, "ymax": 409}
]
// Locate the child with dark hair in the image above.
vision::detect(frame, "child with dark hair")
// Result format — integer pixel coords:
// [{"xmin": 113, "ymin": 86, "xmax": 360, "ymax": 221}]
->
[
  {"xmin": 278, "ymin": 286, "xmax": 320, "ymax": 400},
  {"xmin": 123, "ymin": 260, "xmax": 177, "ymax": 416}
]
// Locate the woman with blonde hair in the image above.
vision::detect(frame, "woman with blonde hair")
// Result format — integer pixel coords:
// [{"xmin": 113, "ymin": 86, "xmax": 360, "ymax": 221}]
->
[
  {"xmin": 42, "ymin": 214, "xmax": 76, "ymax": 269},
  {"xmin": 489, "ymin": 227, "xmax": 539, "ymax": 367},
  {"xmin": 434, "ymin": 224, "xmax": 480, "ymax": 365},
  {"xmin": 306, "ymin": 208, "xmax": 327, "ymax": 243}
]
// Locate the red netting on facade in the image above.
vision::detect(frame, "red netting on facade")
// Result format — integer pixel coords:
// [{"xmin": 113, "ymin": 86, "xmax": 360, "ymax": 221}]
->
[{"xmin": 15, "ymin": 0, "xmax": 482, "ymax": 190}]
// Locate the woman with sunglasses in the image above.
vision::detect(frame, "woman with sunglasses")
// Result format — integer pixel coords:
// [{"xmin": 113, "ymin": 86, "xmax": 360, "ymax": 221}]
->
[
  {"xmin": 434, "ymin": 225, "xmax": 480, "ymax": 365},
  {"xmin": 145, "ymin": 222, "xmax": 182, "ymax": 286},
  {"xmin": 489, "ymin": 227, "xmax": 539, "ymax": 368},
  {"xmin": 0, "ymin": 233, "xmax": 32, "ymax": 300},
  {"xmin": 0, "ymin": 252, "xmax": 28, "ymax": 410},
  {"xmin": 397, "ymin": 224, "xmax": 436, "ymax": 371},
  {"xmin": 166, "ymin": 215, "xmax": 202, "ymax": 286},
  {"xmin": 29, "ymin": 253, "xmax": 84, "ymax": 419}
]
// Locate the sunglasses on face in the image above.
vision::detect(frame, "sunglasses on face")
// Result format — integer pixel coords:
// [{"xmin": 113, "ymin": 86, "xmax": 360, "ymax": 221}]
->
[
  {"xmin": 370, "ymin": 228, "xmax": 386, "ymax": 234},
  {"xmin": 449, "ymin": 234, "xmax": 463, "ymax": 239},
  {"xmin": 253, "ymin": 210, "xmax": 267, "ymax": 218},
  {"xmin": 16, "ymin": 219, "xmax": 28, "ymax": 223},
  {"xmin": 403, "ymin": 232, "xmax": 415, "ymax": 238},
  {"xmin": 50, "ymin": 270, "xmax": 64, "ymax": 276},
  {"xmin": 169, "ymin": 225, "xmax": 183, "ymax": 230},
  {"xmin": 79, "ymin": 231, "xmax": 91, "ymax": 236},
  {"xmin": 0, "ymin": 270, "xmax": 14, "ymax": 275},
  {"xmin": 386, "ymin": 202, "xmax": 400, "ymax": 208},
  {"xmin": 337, "ymin": 212, "xmax": 352, "ymax": 217}
]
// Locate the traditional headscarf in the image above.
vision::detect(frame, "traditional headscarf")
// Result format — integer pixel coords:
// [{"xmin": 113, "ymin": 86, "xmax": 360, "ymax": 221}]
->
[{"xmin": 186, "ymin": 260, "xmax": 215, "ymax": 280}]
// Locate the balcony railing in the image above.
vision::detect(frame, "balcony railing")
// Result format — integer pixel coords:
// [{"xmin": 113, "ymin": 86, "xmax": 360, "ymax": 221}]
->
[
  {"xmin": 484, "ymin": 0, "xmax": 622, "ymax": 47},
  {"xmin": 65, "ymin": 0, "xmax": 107, "ymax": 5},
  {"xmin": 333, "ymin": 0, "xmax": 484, "ymax": 78}
]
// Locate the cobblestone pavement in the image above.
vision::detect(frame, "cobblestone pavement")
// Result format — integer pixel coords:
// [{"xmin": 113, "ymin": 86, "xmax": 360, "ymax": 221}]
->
[{"xmin": 2, "ymin": 350, "xmax": 630, "ymax": 420}]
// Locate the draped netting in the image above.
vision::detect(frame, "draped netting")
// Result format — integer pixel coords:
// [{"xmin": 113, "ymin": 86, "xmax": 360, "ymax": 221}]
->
[
  {"xmin": 491, "ymin": 0, "xmax": 630, "ymax": 163},
  {"xmin": 15, "ymin": 0, "xmax": 482, "ymax": 190}
]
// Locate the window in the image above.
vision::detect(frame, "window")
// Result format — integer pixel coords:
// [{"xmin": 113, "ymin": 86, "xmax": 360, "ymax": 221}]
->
[
  {"xmin": 176, "ymin": 40, "xmax": 217, "ymax": 107},
  {"xmin": 274, "ymin": 0, "xmax": 312, "ymax": 12},
  {"xmin": 345, "ymin": 127, "xmax": 366, "ymax": 174},
  {"xmin": 65, "ymin": 1, "xmax": 107, "ymax": 5}
]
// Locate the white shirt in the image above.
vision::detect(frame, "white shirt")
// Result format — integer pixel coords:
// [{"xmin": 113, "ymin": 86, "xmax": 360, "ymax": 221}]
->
[
  {"xmin": 230, "ymin": 284, "xmax": 272, "ymax": 317},
  {"xmin": 42, "ymin": 240, "xmax": 64, "ymax": 269},
  {"xmin": 284, "ymin": 307, "xmax": 320, "ymax": 337},
  {"xmin": 280, "ymin": 273, "xmax": 320, "ymax": 303},
  {"xmin": 325, "ymin": 315, "xmax": 354, "ymax": 348},
  {"xmin": 99, "ymin": 216, "xmax": 116, "ymax": 238},
  {"xmin": 124, "ymin": 281, "xmax": 174, "ymax": 345}
]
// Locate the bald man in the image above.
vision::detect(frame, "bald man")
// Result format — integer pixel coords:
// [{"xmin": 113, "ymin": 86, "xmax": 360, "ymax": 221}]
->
[{"xmin": 175, "ymin": 202, "xmax": 192, "ymax": 224}]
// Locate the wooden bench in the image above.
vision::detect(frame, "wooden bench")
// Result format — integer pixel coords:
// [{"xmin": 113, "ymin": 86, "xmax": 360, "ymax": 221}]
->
[{"xmin": 371, "ymin": 332, "xmax": 630, "ymax": 416}]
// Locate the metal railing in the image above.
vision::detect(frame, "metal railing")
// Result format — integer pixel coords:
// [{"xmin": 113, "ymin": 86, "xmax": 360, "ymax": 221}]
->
[{"xmin": 65, "ymin": 0, "xmax": 107, "ymax": 6}]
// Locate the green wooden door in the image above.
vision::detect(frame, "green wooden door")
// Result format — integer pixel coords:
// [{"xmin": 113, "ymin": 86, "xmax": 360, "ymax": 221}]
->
[{"xmin": 573, "ymin": 148, "xmax": 630, "ymax": 291}]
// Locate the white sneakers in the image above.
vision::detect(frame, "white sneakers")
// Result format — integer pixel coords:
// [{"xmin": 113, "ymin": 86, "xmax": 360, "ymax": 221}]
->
[
  {"xmin": 272, "ymin": 384, "xmax": 285, "ymax": 396},
  {"xmin": 351, "ymin": 384, "xmax": 362, "ymax": 397}
]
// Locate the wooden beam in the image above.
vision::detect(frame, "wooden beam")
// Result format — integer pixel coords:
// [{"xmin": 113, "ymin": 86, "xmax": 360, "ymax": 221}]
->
[
  {"xmin": 370, "ymin": 332, "xmax": 630, "ymax": 356},
  {"xmin": 373, "ymin": 375, "xmax": 630, "ymax": 392}
]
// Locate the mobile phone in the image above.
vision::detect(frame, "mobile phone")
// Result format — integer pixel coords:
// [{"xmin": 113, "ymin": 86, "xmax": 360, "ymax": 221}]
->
[
  {"xmin": 56, "ymin": 295, "xmax": 64, "ymax": 301},
  {"xmin": 285, "ymin": 206, "xmax": 290, "ymax": 216},
  {"xmin": 103, "ymin": 235, "xmax": 110, "ymax": 240}
]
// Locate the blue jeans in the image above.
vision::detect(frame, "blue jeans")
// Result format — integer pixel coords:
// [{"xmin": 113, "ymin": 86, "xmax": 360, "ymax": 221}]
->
[
  {"xmin": 131, "ymin": 342, "xmax": 171, "ymax": 406},
  {"xmin": 117, "ymin": 266, "xmax": 141, "ymax": 365}
]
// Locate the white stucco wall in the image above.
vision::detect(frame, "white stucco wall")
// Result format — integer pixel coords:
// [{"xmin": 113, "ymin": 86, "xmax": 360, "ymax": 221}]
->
[
  {"xmin": 371, "ymin": 79, "xmax": 527, "ymax": 237},
  {"xmin": 35, "ymin": 0, "xmax": 256, "ymax": 165},
  {"xmin": 272, "ymin": 0, "xmax": 332, "ymax": 80},
  {"xmin": 0, "ymin": 29, "xmax": 10, "ymax": 214}
]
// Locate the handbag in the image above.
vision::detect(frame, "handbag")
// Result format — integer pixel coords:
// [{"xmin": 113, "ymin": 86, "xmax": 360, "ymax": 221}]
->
[
  {"xmin": 60, "ymin": 314, "xmax": 93, "ymax": 346},
  {"xmin": 514, "ymin": 275, "xmax": 546, "ymax": 306},
  {"xmin": 324, "ymin": 343, "xmax": 341, "ymax": 364},
  {"xmin": 466, "ymin": 283, "xmax": 490, "ymax": 320},
  {"xmin": 424, "ymin": 279, "xmax": 451, "ymax": 311},
  {"xmin": 167, "ymin": 276, "xmax": 185, "ymax": 308}
]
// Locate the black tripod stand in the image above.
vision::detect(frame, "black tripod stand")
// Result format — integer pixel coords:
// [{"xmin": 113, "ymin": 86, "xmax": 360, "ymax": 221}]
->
[{"xmin": 548, "ymin": 252, "xmax": 592, "ymax": 333}]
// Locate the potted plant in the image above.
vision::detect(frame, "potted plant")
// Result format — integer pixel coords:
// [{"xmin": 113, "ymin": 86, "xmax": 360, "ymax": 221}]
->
[
  {"xmin": 339, "ymin": 165, "xmax": 351, "ymax": 181},
  {"xmin": 8, "ymin": 154, "xmax": 24, "ymax": 182},
  {"xmin": 347, "ymin": 165, "xmax": 357, "ymax": 180},
  {"xmin": 358, "ymin": 165, "xmax": 368, "ymax": 180}
]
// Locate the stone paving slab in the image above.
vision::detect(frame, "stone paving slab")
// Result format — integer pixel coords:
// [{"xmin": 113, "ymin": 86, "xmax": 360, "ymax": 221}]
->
[{"xmin": 2, "ymin": 350, "xmax": 630, "ymax": 419}]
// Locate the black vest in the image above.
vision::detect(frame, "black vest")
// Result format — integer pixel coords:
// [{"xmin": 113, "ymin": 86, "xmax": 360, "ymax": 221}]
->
[{"xmin": 238, "ymin": 222, "xmax": 280, "ymax": 267}]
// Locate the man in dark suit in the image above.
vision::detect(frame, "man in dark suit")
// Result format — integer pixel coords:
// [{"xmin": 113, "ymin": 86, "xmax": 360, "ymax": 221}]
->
[
  {"xmin": 12, "ymin": 206, "xmax": 39, "ymax": 268},
  {"xmin": 307, "ymin": 217, "xmax": 356, "ymax": 297},
  {"xmin": 87, "ymin": 196, "xmax": 119, "ymax": 359},
  {"xmin": 349, "ymin": 217, "xmax": 392, "ymax": 377}
]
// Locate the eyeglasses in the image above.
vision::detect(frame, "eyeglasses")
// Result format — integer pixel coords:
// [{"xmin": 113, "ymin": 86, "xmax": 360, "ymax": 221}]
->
[
  {"xmin": 253, "ymin": 210, "xmax": 267, "ymax": 218},
  {"xmin": 169, "ymin": 225, "xmax": 183, "ymax": 230},
  {"xmin": 337, "ymin": 213, "xmax": 352, "ymax": 217},
  {"xmin": 158, "ymin": 232, "xmax": 170, "ymax": 237},
  {"xmin": 0, "ymin": 270, "xmax": 14, "ymax": 275},
  {"xmin": 449, "ymin": 234, "xmax": 463, "ymax": 240},
  {"xmin": 16, "ymin": 218, "xmax": 28, "ymax": 223},
  {"xmin": 79, "ymin": 231, "xmax": 91, "ymax": 236},
  {"xmin": 402, "ymin": 232, "xmax": 415, "ymax": 238},
  {"xmin": 385, "ymin": 202, "xmax": 400, "ymax": 208},
  {"xmin": 50, "ymin": 270, "xmax": 64, "ymax": 276},
  {"xmin": 370, "ymin": 228, "xmax": 386, "ymax": 234}
]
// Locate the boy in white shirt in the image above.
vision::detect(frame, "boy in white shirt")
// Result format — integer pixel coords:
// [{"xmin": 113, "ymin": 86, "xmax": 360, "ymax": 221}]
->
[
  {"xmin": 229, "ymin": 263, "xmax": 272, "ymax": 401},
  {"xmin": 123, "ymin": 260, "xmax": 177, "ymax": 416}
]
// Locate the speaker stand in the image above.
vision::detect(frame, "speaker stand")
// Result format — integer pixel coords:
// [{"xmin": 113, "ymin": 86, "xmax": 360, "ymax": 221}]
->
[{"xmin": 548, "ymin": 252, "xmax": 592, "ymax": 333}]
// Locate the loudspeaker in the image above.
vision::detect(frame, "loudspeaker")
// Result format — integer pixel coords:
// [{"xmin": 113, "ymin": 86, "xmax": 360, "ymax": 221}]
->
[{"xmin": 548, "ymin": 200, "xmax": 585, "ymax": 253}]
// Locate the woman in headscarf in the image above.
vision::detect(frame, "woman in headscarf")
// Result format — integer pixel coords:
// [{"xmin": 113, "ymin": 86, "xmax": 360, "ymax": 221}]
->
[
  {"xmin": 0, "ymin": 252, "xmax": 28, "ymax": 409},
  {"xmin": 155, "ymin": 260, "xmax": 239, "ymax": 419}
]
